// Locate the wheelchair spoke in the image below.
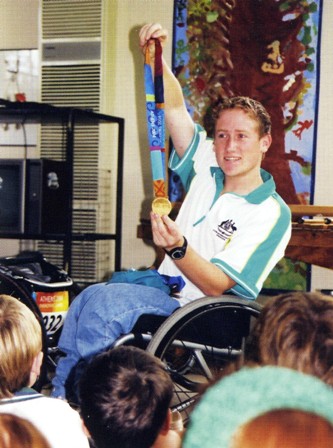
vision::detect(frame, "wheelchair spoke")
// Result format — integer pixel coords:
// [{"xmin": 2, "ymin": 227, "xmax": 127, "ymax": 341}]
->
[{"xmin": 193, "ymin": 349, "xmax": 214, "ymax": 380}]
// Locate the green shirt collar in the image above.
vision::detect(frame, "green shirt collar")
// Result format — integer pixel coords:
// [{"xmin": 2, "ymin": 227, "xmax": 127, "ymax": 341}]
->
[{"xmin": 210, "ymin": 167, "xmax": 275, "ymax": 204}]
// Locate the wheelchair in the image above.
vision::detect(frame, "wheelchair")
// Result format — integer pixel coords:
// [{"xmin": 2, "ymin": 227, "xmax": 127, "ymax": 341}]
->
[
  {"xmin": 0, "ymin": 251, "xmax": 262, "ymax": 423},
  {"xmin": 113, "ymin": 295, "xmax": 262, "ymax": 424},
  {"xmin": 0, "ymin": 251, "xmax": 78, "ymax": 390}
]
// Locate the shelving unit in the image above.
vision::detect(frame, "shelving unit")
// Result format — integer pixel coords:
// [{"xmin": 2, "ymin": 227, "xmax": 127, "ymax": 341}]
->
[{"xmin": 0, "ymin": 98, "xmax": 124, "ymax": 275}]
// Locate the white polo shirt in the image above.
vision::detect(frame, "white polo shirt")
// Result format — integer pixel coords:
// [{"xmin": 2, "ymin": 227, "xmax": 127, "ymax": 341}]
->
[
  {"xmin": 158, "ymin": 125, "xmax": 291, "ymax": 303},
  {"xmin": 0, "ymin": 388, "xmax": 89, "ymax": 448}
]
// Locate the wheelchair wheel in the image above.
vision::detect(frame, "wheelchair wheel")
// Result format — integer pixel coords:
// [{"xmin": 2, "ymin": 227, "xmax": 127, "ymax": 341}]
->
[
  {"xmin": 146, "ymin": 296, "xmax": 261, "ymax": 424},
  {"xmin": 0, "ymin": 271, "xmax": 48, "ymax": 391}
]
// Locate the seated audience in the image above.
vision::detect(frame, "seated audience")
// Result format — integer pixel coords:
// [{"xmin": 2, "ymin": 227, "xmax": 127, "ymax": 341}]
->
[
  {"xmin": 0, "ymin": 294, "xmax": 89, "ymax": 448},
  {"xmin": 79, "ymin": 345, "xmax": 182, "ymax": 448},
  {"xmin": 183, "ymin": 365, "xmax": 333, "ymax": 447},
  {"xmin": 0, "ymin": 413, "xmax": 51, "ymax": 448},
  {"xmin": 231, "ymin": 408, "xmax": 333, "ymax": 448}
]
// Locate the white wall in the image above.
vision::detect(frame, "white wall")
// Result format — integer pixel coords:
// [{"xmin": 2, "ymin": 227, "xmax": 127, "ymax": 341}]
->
[
  {"xmin": 1, "ymin": 0, "xmax": 333, "ymax": 290},
  {"xmin": 310, "ymin": 0, "xmax": 333, "ymax": 291},
  {"xmin": 0, "ymin": 0, "xmax": 39, "ymax": 49}
]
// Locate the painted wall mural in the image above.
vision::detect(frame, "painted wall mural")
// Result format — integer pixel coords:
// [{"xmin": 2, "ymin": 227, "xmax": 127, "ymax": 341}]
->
[{"xmin": 171, "ymin": 0, "xmax": 322, "ymax": 206}]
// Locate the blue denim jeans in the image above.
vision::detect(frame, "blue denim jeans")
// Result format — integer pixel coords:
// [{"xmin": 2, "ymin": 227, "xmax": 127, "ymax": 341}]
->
[{"xmin": 51, "ymin": 283, "xmax": 180, "ymax": 399}]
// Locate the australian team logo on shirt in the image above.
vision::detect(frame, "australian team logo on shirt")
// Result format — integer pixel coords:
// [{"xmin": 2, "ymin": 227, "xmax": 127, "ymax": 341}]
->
[{"xmin": 213, "ymin": 219, "xmax": 237, "ymax": 241}]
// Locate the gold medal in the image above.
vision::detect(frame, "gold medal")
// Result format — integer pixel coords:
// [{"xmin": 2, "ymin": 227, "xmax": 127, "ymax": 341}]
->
[{"xmin": 152, "ymin": 197, "xmax": 172, "ymax": 216}]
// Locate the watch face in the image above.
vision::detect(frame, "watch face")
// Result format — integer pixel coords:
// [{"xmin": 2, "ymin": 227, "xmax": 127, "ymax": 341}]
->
[
  {"xmin": 170, "ymin": 249, "xmax": 186, "ymax": 260},
  {"xmin": 165, "ymin": 236, "xmax": 187, "ymax": 260}
]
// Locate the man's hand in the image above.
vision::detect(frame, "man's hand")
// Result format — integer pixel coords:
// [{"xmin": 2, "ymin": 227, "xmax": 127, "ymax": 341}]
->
[
  {"xmin": 139, "ymin": 22, "xmax": 194, "ymax": 158},
  {"xmin": 151, "ymin": 212, "xmax": 236, "ymax": 296},
  {"xmin": 139, "ymin": 23, "xmax": 168, "ymax": 58},
  {"xmin": 150, "ymin": 212, "xmax": 183, "ymax": 251}
]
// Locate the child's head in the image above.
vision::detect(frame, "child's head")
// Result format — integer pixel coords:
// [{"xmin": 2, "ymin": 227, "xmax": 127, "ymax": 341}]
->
[
  {"xmin": 79, "ymin": 345, "xmax": 174, "ymax": 448},
  {"xmin": 183, "ymin": 366, "xmax": 333, "ymax": 448},
  {"xmin": 0, "ymin": 294, "xmax": 42, "ymax": 398},
  {"xmin": 246, "ymin": 292, "xmax": 333, "ymax": 385},
  {"xmin": 231, "ymin": 409, "xmax": 333, "ymax": 448},
  {"xmin": 0, "ymin": 413, "xmax": 51, "ymax": 448}
]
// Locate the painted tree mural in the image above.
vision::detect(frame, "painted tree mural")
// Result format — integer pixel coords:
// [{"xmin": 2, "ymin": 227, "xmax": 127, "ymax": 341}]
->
[{"xmin": 173, "ymin": 0, "xmax": 320, "ymax": 204}]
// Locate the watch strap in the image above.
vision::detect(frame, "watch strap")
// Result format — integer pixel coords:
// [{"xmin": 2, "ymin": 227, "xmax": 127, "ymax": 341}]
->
[{"xmin": 163, "ymin": 236, "xmax": 188, "ymax": 259}]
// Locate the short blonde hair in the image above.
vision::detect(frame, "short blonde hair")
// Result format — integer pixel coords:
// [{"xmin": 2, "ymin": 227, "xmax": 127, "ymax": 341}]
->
[
  {"xmin": 0, "ymin": 294, "xmax": 42, "ymax": 398},
  {"xmin": 213, "ymin": 96, "xmax": 271, "ymax": 136}
]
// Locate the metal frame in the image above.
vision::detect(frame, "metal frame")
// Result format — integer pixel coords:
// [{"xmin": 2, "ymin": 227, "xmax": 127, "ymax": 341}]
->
[{"xmin": 0, "ymin": 99, "xmax": 124, "ymax": 273}]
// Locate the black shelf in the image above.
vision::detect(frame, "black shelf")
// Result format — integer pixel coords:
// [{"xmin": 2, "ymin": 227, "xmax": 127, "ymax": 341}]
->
[
  {"xmin": 0, "ymin": 99, "xmax": 124, "ymax": 275},
  {"xmin": 0, "ymin": 98, "xmax": 123, "ymax": 126},
  {"xmin": 0, "ymin": 233, "xmax": 120, "ymax": 241}
]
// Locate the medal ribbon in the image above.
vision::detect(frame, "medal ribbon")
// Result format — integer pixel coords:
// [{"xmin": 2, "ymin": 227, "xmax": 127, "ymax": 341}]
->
[{"xmin": 144, "ymin": 39, "xmax": 168, "ymax": 199}]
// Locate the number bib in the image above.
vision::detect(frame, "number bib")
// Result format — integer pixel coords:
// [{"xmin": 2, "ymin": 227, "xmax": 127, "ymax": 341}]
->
[{"xmin": 36, "ymin": 291, "xmax": 69, "ymax": 335}]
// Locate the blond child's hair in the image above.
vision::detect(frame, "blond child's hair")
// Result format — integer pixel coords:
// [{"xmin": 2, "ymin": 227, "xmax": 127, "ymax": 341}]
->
[{"xmin": 0, "ymin": 294, "xmax": 42, "ymax": 398}]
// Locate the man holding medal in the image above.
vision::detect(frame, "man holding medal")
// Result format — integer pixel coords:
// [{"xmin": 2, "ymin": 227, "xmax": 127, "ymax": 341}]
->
[
  {"xmin": 51, "ymin": 23, "xmax": 291, "ymax": 401},
  {"xmin": 142, "ymin": 22, "xmax": 291, "ymax": 305}
]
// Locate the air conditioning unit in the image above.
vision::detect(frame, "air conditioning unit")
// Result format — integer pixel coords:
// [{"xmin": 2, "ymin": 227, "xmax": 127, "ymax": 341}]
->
[{"xmin": 39, "ymin": 0, "xmax": 118, "ymax": 284}]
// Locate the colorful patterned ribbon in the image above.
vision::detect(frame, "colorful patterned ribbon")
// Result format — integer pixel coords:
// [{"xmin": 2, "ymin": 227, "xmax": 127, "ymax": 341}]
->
[{"xmin": 144, "ymin": 39, "xmax": 168, "ymax": 198}]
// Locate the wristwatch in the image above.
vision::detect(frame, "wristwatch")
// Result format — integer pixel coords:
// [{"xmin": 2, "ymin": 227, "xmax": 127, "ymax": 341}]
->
[{"xmin": 164, "ymin": 236, "xmax": 188, "ymax": 260}]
